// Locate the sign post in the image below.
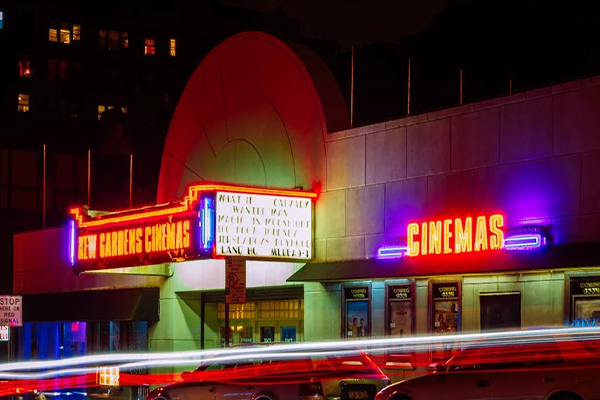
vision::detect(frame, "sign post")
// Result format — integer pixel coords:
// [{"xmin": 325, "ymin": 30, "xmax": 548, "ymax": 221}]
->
[{"xmin": 224, "ymin": 258, "xmax": 246, "ymax": 347}]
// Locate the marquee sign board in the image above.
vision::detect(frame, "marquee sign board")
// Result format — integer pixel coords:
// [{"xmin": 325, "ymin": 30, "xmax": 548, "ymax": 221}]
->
[{"xmin": 69, "ymin": 184, "xmax": 316, "ymax": 272}]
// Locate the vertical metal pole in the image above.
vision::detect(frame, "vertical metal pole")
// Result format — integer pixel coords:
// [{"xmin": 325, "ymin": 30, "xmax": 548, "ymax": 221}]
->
[
  {"xmin": 42, "ymin": 144, "xmax": 46, "ymax": 229},
  {"xmin": 350, "ymin": 46, "xmax": 354, "ymax": 128},
  {"xmin": 224, "ymin": 302, "xmax": 230, "ymax": 347},
  {"xmin": 509, "ymin": 78, "xmax": 513, "ymax": 94},
  {"xmin": 407, "ymin": 58, "xmax": 411, "ymax": 116},
  {"xmin": 459, "ymin": 69, "xmax": 463, "ymax": 105},
  {"xmin": 129, "ymin": 153, "xmax": 133, "ymax": 208},
  {"xmin": 87, "ymin": 149, "xmax": 91, "ymax": 207}
]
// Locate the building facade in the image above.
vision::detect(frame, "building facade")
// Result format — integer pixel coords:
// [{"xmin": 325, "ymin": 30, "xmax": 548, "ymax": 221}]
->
[{"xmin": 11, "ymin": 31, "xmax": 600, "ymax": 387}]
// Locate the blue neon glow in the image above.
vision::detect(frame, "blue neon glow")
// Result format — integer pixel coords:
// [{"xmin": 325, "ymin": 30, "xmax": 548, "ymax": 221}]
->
[
  {"xmin": 199, "ymin": 196, "xmax": 215, "ymax": 250},
  {"xmin": 377, "ymin": 246, "xmax": 407, "ymax": 258},
  {"xmin": 69, "ymin": 220, "xmax": 75, "ymax": 266},
  {"xmin": 503, "ymin": 234, "xmax": 546, "ymax": 250}
]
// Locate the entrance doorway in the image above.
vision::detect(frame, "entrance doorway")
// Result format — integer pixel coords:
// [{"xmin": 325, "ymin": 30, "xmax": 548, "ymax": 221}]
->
[
  {"xmin": 480, "ymin": 292, "xmax": 521, "ymax": 332},
  {"xmin": 213, "ymin": 299, "xmax": 304, "ymax": 347},
  {"xmin": 257, "ymin": 321, "xmax": 301, "ymax": 343}
]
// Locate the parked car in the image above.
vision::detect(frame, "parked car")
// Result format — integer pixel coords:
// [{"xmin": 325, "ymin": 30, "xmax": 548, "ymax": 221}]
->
[
  {"xmin": 374, "ymin": 330, "xmax": 600, "ymax": 400},
  {"xmin": 147, "ymin": 348, "xmax": 391, "ymax": 400}
]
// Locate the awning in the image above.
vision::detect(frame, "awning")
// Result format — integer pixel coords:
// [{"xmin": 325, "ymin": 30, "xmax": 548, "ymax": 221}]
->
[
  {"xmin": 287, "ymin": 243, "xmax": 600, "ymax": 282},
  {"xmin": 23, "ymin": 287, "xmax": 160, "ymax": 322},
  {"xmin": 179, "ymin": 285, "xmax": 305, "ymax": 303}
]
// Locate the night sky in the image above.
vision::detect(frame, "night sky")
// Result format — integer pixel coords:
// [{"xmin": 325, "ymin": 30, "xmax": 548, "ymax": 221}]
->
[{"xmin": 222, "ymin": 0, "xmax": 451, "ymax": 50}]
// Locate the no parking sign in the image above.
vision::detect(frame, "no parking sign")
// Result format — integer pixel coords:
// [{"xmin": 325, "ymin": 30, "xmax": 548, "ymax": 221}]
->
[{"xmin": 225, "ymin": 258, "xmax": 246, "ymax": 304}]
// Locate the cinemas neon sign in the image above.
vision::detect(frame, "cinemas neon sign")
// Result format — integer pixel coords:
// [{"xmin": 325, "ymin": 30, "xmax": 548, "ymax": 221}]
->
[
  {"xmin": 406, "ymin": 214, "xmax": 504, "ymax": 257},
  {"xmin": 69, "ymin": 183, "xmax": 316, "ymax": 272}
]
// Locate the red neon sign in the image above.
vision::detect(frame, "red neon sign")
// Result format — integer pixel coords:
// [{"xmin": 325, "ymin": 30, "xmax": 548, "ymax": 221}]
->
[{"xmin": 406, "ymin": 214, "xmax": 504, "ymax": 257}]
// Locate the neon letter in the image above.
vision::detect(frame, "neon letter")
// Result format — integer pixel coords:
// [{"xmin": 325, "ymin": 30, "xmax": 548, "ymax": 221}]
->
[
  {"xmin": 183, "ymin": 220, "xmax": 191, "ymax": 248},
  {"xmin": 474, "ymin": 216, "xmax": 488, "ymax": 251},
  {"xmin": 428, "ymin": 221, "xmax": 442, "ymax": 255},
  {"xmin": 443, "ymin": 219, "xmax": 453, "ymax": 254},
  {"xmin": 455, "ymin": 217, "xmax": 472, "ymax": 253},
  {"xmin": 407, "ymin": 223, "xmax": 420, "ymax": 256},
  {"xmin": 421, "ymin": 222, "xmax": 428, "ymax": 256},
  {"xmin": 489, "ymin": 214, "xmax": 504, "ymax": 250}
]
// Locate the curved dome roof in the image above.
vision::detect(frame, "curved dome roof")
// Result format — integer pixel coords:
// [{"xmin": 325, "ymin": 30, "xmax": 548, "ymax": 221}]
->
[{"xmin": 157, "ymin": 31, "xmax": 348, "ymax": 203}]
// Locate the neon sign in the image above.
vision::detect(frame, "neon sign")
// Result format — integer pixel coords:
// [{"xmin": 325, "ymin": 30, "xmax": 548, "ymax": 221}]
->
[
  {"xmin": 406, "ymin": 214, "xmax": 505, "ymax": 257},
  {"xmin": 69, "ymin": 183, "xmax": 316, "ymax": 272}
]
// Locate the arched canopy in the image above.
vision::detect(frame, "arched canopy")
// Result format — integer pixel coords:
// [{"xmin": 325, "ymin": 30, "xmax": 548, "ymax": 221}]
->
[{"xmin": 157, "ymin": 31, "xmax": 347, "ymax": 203}]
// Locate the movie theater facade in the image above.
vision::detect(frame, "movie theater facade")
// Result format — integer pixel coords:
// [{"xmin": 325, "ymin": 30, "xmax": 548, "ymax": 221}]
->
[{"xmin": 11, "ymin": 31, "xmax": 600, "ymax": 370}]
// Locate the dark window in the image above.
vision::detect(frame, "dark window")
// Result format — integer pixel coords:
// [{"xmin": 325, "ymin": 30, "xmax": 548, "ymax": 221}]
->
[
  {"xmin": 108, "ymin": 30, "xmax": 118, "ymax": 50},
  {"xmin": 48, "ymin": 59, "xmax": 58, "ymax": 80},
  {"xmin": 99, "ymin": 28, "xmax": 106, "ymax": 48},
  {"xmin": 59, "ymin": 60, "xmax": 69, "ymax": 80},
  {"xmin": 120, "ymin": 32, "xmax": 128, "ymax": 48}
]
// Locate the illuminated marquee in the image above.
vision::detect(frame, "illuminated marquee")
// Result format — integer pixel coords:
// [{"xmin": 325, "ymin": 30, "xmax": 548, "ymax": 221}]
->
[
  {"xmin": 69, "ymin": 183, "xmax": 316, "ymax": 272},
  {"xmin": 406, "ymin": 214, "xmax": 505, "ymax": 257},
  {"xmin": 215, "ymin": 191, "xmax": 313, "ymax": 260}
]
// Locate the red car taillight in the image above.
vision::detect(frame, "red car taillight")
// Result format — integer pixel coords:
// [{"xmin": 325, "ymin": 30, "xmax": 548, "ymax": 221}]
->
[{"xmin": 299, "ymin": 381, "xmax": 324, "ymax": 396}]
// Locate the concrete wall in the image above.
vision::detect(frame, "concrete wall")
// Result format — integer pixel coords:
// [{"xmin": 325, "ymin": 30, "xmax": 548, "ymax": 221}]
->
[
  {"xmin": 316, "ymin": 76, "xmax": 600, "ymax": 262},
  {"xmin": 13, "ymin": 227, "xmax": 164, "ymax": 294},
  {"xmin": 304, "ymin": 76, "xmax": 600, "ymax": 344},
  {"xmin": 150, "ymin": 259, "xmax": 303, "ymax": 354}
]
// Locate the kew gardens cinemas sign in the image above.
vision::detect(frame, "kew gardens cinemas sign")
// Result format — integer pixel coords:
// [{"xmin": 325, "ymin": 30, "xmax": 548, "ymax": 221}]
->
[{"xmin": 69, "ymin": 184, "xmax": 316, "ymax": 272}]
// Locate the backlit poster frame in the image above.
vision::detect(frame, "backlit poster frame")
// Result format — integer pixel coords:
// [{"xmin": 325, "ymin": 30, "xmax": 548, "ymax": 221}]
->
[
  {"xmin": 343, "ymin": 285, "xmax": 371, "ymax": 340},
  {"xmin": 428, "ymin": 280, "xmax": 461, "ymax": 363},
  {"xmin": 385, "ymin": 281, "xmax": 415, "ymax": 337},
  {"xmin": 384, "ymin": 281, "xmax": 416, "ymax": 370},
  {"xmin": 566, "ymin": 275, "xmax": 600, "ymax": 327}
]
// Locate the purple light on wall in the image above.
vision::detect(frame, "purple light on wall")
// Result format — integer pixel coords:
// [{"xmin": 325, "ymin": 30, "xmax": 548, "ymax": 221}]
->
[
  {"xmin": 199, "ymin": 196, "xmax": 214, "ymax": 250},
  {"xmin": 69, "ymin": 220, "xmax": 75, "ymax": 266},
  {"xmin": 378, "ymin": 246, "xmax": 408, "ymax": 258},
  {"xmin": 503, "ymin": 234, "xmax": 546, "ymax": 250}
]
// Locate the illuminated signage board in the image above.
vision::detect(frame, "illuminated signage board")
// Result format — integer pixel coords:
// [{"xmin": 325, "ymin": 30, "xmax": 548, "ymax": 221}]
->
[
  {"xmin": 0, "ymin": 325, "xmax": 8, "ymax": 342},
  {"xmin": 69, "ymin": 184, "xmax": 316, "ymax": 272},
  {"xmin": 406, "ymin": 214, "xmax": 504, "ymax": 257},
  {"xmin": 215, "ymin": 191, "xmax": 313, "ymax": 260}
]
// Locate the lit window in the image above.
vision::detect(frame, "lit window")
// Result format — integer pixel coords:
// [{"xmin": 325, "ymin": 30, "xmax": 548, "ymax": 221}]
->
[
  {"xmin": 59, "ymin": 60, "xmax": 69, "ymax": 80},
  {"xmin": 49, "ymin": 28, "xmax": 58, "ymax": 42},
  {"xmin": 108, "ymin": 30, "xmax": 118, "ymax": 50},
  {"xmin": 97, "ymin": 105, "xmax": 105, "ymax": 120},
  {"xmin": 0, "ymin": 11, "xmax": 4, "ymax": 30},
  {"xmin": 59, "ymin": 23, "xmax": 70, "ymax": 44},
  {"xmin": 19, "ymin": 59, "xmax": 31, "ymax": 77},
  {"xmin": 170, "ymin": 38, "xmax": 177, "ymax": 56},
  {"xmin": 18, "ymin": 94, "xmax": 29, "ymax": 112},
  {"xmin": 99, "ymin": 29, "xmax": 106, "ymax": 48},
  {"xmin": 121, "ymin": 106, "xmax": 127, "ymax": 114},
  {"xmin": 144, "ymin": 38, "xmax": 155, "ymax": 55},
  {"xmin": 120, "ymin": 32, "xmax": 128, "ymax": 48},
  {"xmin": 48, "ymin": 59, "xmax": 57, "ymax": 80},
  {"xmin": 73, "ymin": 24, "xmax": 81, "ymax": 41}
]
